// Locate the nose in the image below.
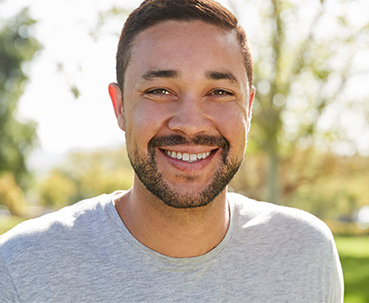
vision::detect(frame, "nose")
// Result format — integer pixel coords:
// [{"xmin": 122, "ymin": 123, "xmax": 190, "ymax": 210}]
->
[{"xmin": 168, "ymin": 93, "xmax": 211, "ymax": 137}]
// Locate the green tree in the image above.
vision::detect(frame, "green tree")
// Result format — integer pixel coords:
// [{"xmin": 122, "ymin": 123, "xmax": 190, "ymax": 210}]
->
[
  {"xmin": 37, "ymin": 147, "xmax": 133, "ymax": 209},
  {"xmin": 38, "ymin": 170, "xmax": 77, "ymax": 209},
  {"xmin": 0, "ymin": 6, "xmax": 42, "ymax": 192},
  {"xmin": 229, "ymin": 0, "xmax": 369, "ymax": 204},
  {"xmin": 0, "ymin": 173, "xmax": 28, "ymax": 215}
]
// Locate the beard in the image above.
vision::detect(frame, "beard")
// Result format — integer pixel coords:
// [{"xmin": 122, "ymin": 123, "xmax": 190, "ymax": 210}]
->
[{"xmin": 127, "ymin": 134, "xmax": 243, "ymax": 209}]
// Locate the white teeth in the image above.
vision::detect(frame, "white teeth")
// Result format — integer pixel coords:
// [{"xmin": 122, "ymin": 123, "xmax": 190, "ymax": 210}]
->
[{"xmin": 164, "ymin": 150, "xmax": 212, "ymax": 162}]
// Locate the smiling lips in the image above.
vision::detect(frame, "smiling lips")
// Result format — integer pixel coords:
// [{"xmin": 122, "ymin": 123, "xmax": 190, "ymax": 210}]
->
[{"xmin": 164, "ymin": 150, "xmax": 212, "ymax": 163}]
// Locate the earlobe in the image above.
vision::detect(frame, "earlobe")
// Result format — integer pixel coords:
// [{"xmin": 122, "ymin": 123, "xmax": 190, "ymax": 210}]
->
[{"xmin": 108, "ymin": 83, "xmax": 125, "ymax": 131}]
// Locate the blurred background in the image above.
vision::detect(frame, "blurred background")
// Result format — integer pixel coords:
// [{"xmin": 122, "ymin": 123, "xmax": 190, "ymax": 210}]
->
[{"xmin": 0, "ymin": 0, "xmax": 368, "ymax": 301}]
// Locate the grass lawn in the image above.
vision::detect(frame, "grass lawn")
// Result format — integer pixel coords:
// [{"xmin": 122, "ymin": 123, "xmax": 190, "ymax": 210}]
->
[{"xmin": 334, "ymin": 235, "xmax": 369, "ymax": 303}]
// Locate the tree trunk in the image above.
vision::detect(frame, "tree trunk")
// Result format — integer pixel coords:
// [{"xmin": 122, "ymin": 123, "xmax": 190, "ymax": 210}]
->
[{"xmin": 266, "ymin": 148, "xmax": 281, "ymax": 204}]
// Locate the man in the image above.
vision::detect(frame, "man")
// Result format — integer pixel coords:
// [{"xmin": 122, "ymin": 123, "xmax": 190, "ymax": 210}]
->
[{"xmin": 0, "ymin": 0, "xmax": 343, "ymax": 302}]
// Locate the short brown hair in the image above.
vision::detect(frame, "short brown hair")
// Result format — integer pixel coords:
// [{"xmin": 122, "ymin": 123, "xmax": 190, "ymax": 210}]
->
[{"xmin": 116, "ymin": 0, "xmax": 253, "ymax": 95}]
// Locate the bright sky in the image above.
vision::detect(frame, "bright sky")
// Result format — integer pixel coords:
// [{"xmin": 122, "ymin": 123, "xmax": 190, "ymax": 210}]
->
[
  {"xmin": 1, "ymin": 0, "xmax": 369, "ymax": 170},
  {"xmin": 1, "ymin": 0, "xmax": 142, "ymax": 156}
]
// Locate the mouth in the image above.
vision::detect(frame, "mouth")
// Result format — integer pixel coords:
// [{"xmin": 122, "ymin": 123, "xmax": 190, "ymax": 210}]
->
[{"xmin": 162, "ymin": 149, "xmax": 215, "ymax": 163}]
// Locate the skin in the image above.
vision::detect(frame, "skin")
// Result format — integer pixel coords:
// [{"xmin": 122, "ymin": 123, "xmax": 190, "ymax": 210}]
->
[{"xmin": 108, "ymin": 20, "xmax": 255, "ymax": 258}]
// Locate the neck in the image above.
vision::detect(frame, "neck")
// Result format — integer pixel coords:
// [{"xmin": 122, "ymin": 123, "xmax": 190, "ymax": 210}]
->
[{"xmin": 114, "ymin": 177, "xmax": 230, "ymax": 258}]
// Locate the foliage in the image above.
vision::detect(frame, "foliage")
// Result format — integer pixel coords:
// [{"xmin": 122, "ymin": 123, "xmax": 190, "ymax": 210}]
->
[
  {"xmin": 0, "ymin": 215, "xmax": 25, "ymax": 235},
  {"xmin": 37, "ymin": 147, "xmax": 133, "ymax": 209},
  {"xmin": 89, "ymin": 5, "xmax": 130, "ymax": 41},
  {"xmin": 284, "ymin": 153, "xmax": 369, "ymax": 220},
  {"xmin": 230, "ymin": 0, "xmax": 369, "ymax": 204},
  {"xmin": 335, "ymin": 236, "xmax": 369, "ymax": 303},
  {"xmin": 231, "ymin": 150, "xmax": 369, "ymax": 220},
  {"xmin": 0, "ymin": 7, "xmax": 41, "ymax": 192},
  {"xmin": 38, "ymin": 170, "xmax": 77, "ymax": 209},
  {"xmin": 0, "ymin": 174, "xmax": 28, "ymax": 215}
]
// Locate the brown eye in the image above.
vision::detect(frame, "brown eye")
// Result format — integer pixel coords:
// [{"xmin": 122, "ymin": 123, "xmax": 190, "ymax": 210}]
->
[
  {"xmin": 212, "ymin": 90, "xmax": 233, "ymax": 96},
  {"xmin": 148, "ymin": 88, "xmax": 170, "ymax": 95}
]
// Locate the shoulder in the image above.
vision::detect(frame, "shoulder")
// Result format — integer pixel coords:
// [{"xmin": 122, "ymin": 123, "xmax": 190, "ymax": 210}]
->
[
  {"xmin": 227, "ymin": 192, "xmax": 342, "ymax": 274},
  {"xmin": 228, "ymin": 192, "xmax": 335, "ymax": 245},
  {"xmin": 0, "ymin": 193, "xmax": 113, "ymax": 258},
  {"xmin": 0, "ymin": 192, "xmax": 118, "ymax": 301},
  {"xmin": 226, "ymin": 193, "xmax": 344, "ymax": 302}
]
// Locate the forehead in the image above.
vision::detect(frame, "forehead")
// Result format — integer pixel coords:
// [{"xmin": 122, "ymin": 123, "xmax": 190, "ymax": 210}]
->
[
  {"xmin": 133, "ymin": 19, "xmax": 238, "ymax": 48},
  {"xmin": 125, "ymin": 20, "xmax": 247, "ymax": 83}
]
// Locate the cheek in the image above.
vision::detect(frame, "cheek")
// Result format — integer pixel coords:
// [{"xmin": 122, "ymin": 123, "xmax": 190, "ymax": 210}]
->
[
  {"xmin": 125, "ymin": 102, "xmax": 169, "ymax": 148},
  {"xmin": 209, "ymin": 103, "xmax": 248, "ymax": 146}
]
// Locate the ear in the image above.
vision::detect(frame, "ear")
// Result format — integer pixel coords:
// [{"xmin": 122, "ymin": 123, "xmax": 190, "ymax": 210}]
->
[
  {"xmin": 108, "ymin": 83, "xmax": 125, "ymax": 131},
  {"xmin": 247, "ymin": 86, "xmax": 256, "ymax": 131}
]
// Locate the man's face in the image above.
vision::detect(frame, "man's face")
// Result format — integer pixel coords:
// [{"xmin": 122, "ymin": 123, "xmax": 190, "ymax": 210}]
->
[{"xmin": 118, "ymin": 20, "xmax": 254, "ymax": 208}]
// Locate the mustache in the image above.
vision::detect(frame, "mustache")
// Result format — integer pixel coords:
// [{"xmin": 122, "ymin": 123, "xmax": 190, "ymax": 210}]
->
[{"xmin": 149, "ymin": 135, "xmax": 229, "ymax": 149}]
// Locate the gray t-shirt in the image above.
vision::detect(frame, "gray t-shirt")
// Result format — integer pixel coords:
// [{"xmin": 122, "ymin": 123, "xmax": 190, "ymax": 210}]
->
[{"xmin": 0, "ymin": 192, "xmax": 343, "ymax": 302}]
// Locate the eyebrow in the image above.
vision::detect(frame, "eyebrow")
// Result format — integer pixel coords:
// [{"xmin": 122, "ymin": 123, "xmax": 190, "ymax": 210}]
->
[
  {"xmin": 142, "ymin": 69, "xmax": 178, "ymax": 80},
  {"xmin": 206, "ymin": 71, "xmax": 238, "ymax": 82},
  {"xmin": 141, "ymin": 69, "xmax": 239, "ymax": 83}
]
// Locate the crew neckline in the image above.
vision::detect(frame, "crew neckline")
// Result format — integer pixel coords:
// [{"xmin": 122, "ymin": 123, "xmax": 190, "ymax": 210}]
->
[{"xmin": 106, "ymin": 191, "xmax": 238, "ymax": 268}]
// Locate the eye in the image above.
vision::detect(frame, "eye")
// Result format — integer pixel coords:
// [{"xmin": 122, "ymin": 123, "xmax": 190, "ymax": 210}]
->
[
  {"xmin": 143, "ymin": 87, "xmax": 176, "ymax": 102},
  {"xmin": 147, "ymin": 88, "xmax": 171, "ymax": 95},
  {"xmin": 210, "ymin": 89, "xmax": 234, "ymax": 96}
]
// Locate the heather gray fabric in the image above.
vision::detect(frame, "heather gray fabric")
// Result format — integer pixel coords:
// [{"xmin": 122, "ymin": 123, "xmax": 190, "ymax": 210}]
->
[{"xmin": 0, "ymin": 192, "xmax": 343, "ymax": 302}]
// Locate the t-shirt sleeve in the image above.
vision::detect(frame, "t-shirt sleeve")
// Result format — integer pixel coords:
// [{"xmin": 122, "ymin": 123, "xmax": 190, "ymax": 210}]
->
[
  {"xmin": 327, "ymin": 234, "xmax": 345, "ymax": 303},
  {"xmin": 0, "ymin": 251, "xmax": 20, "ymax": 303}
]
